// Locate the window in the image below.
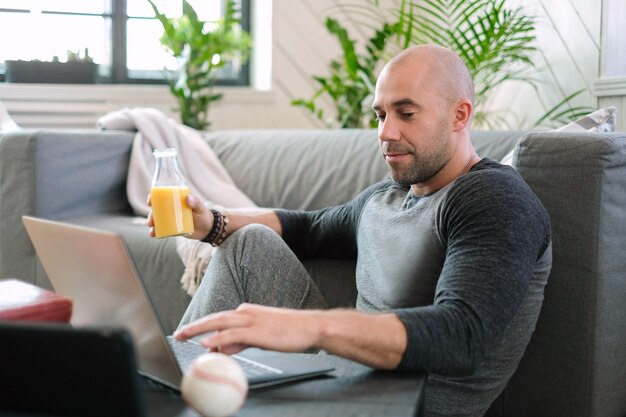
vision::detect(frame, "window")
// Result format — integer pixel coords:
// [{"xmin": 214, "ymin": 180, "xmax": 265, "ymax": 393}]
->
[{"xmin": 0, "ymin": 0, "xmax": 250, "ymax": 85}]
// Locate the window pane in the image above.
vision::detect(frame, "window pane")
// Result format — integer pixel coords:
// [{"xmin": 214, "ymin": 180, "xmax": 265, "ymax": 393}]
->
[
  {"xmin": 126, "ymin": 0, "xmax": 221, "ymax": 22},
  {"xmin": 0, "ymin": 13, "xmax": 109, "ymax": 65},
  {"xmin": 126, "ymin": 0, "xmax": 233, "ymax": 77},
  {"xmin": 216, "ymin": 60, "xmax": 244, "ymax": 81},
  {"xmin": 1, "ymin": 0, "xmax": 108, "ymax": 14},
  {"xmin": 126, "ymin": 18, "xmax": 177, "ymax": 71},
  {"xmin": 127, "ymin": 0, "xmax": 179, "ymax": 18},
  {"xmin": 187, "ymin": 0, "xmax": 222, "ymax": 22}
]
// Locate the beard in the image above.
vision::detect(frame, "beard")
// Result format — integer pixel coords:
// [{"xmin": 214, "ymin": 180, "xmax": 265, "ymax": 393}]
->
[
  {"xmin": 388, "ymin": 146, "xmax": 449, "ymax": 186},
  {"xmin": 383, "ymin": 120, "xmax": 452, "ymax": 187}
]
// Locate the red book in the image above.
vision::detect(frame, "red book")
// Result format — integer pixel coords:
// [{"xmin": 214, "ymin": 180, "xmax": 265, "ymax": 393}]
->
[{"xmin": 0, "ymin": 279, "xmax": 73, "ymax": 323}]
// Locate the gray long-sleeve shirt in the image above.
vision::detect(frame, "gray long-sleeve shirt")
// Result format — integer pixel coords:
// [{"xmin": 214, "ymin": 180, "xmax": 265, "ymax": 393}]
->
[{"xmin": 276, "ymin": 158, "xmax": 552, "ymax": 417}]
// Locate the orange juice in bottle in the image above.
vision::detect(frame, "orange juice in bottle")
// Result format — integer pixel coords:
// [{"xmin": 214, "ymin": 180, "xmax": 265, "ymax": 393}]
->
[{"xmin": 151, "ymin": 148, "xmax": 194, "ymax": 238}]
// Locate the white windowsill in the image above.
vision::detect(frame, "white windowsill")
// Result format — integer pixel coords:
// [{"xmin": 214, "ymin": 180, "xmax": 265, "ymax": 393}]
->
[{"xmin": 0, "ymin": 83, "xmax": 275, "ymax": 104}]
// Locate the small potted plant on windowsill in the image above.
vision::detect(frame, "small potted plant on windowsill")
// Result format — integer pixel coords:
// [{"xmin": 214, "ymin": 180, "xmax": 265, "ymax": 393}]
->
[{"xmin": 5, "ymin": 48, "xmax": 98, "ymax": 84}]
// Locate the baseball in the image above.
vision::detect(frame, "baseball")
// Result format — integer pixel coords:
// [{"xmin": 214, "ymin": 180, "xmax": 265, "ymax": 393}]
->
[{"xmin": 181, "ymin": 353, "xmax": 248, "ymax": 417}]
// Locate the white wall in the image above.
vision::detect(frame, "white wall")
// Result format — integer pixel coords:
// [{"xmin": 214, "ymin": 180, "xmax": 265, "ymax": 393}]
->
[
  {"xmin": 0, "ymin": 0, "xmax": 620, "ymax": 131},
  {"xmin": 480, "ymin": 0, "xmax": 603, "ymax": 129}
]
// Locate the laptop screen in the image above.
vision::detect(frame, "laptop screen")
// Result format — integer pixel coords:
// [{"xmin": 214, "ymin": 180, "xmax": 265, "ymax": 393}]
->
[
  {"xmin": 22, "ymin": 215, "xmax": 183, "ymax": 388},
  {"xmin": 22, "ymin": 215, "xmax": 335, "ymax": 391}
]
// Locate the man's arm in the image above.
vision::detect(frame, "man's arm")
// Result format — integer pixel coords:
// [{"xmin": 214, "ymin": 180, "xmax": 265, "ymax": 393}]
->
[
  {"xmin": 148, "ymin": 194, "xmax": 282, "ymax": 240},
  {"xmin": 174, "ymin": 303, "xmax": 408, "ymax": 370},
  {"xmin": 148, "ymin": 181, "xmax": 395, "ymax": 257}
]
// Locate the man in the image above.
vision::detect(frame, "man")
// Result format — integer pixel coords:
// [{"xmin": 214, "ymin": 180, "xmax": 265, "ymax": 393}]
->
[{"xmin": 149, "ymin": 45, "xmax": 552, "ymax": 417}]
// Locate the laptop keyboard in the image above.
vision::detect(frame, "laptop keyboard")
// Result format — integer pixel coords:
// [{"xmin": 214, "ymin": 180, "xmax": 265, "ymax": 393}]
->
[{"xmin": 166, "ymin": 336, "xmax": 282, "ymax": 379}]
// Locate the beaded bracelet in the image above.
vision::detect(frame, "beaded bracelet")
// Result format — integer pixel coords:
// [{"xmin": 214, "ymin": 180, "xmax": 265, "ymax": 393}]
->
[
  {"xmin": 212, "ymin": 215, "xmax": 229, "ymax": 246},
  {"xmin": 201, "ymin": 209, "xmax": 229, "ymax": 247}
]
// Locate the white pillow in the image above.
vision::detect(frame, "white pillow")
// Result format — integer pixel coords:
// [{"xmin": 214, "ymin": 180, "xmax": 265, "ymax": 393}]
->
[{"xmin": 500, "ymin": 106, "xmax": 617, "ymax": 166}]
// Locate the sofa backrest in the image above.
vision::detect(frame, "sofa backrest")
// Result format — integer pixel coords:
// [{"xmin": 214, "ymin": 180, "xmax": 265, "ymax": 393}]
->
[
  {"xmin": 204, "ymin": 129, "xmax": 387, "ymax": 210},
  {"xmin": 204, "ymin": 129, "xmax": 524, "ymax": 210},
  {"xmin": 0, "ymin": 127, "xmax": 522, "ymax": 285}
]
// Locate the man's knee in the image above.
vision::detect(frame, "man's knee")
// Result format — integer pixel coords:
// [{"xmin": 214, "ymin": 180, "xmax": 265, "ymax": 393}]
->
[
  {"xmin": 231, "ymin": 223, "xmax": 280, "ymax": 244},
  {"xmin": 223, "ymin": 224, "xmax": 285, "ymax": 258}
]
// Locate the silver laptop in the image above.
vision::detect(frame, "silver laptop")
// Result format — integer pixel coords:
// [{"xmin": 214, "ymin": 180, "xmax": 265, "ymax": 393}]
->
[{"xmin": 22, "ymin": 215, "xmax": 333, "ymax": 391}]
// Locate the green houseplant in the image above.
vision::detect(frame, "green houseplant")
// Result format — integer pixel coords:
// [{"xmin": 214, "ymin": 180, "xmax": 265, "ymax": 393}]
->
[
  {"xmin": 292, "ymin": 18, "xmax": 397, "ymax": 128},
  {"xmin": 293, "ymin": 0, "xmax": 592, "ymax": 130},
  {"xmin": 148, "ymin": 0, "xmax": 252, "ymax": 130}
]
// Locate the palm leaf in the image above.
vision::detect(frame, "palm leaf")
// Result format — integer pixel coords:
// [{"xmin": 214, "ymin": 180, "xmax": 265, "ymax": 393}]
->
[
  {"xmin": 531, "ymin": 89, "xmax": 594, "ymax": 127},
  {"xmin": 325, "ymin": 18, "xmax": 360, "ymax": 80}
]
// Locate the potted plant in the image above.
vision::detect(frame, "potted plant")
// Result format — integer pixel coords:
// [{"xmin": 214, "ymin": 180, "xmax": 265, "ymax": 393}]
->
[
  {"xmin": 5, "ymin": 48, "xmax": 98, "ymax": 84},
  {"xmin": 291, "ymin": 17, "xmax": 397, "ymax": 128},
  {"xmin": 293, "ymin": 0, "xmax": 593, "ymax": 129},
  {"xmin": 148, "ymin": 0, "xmax": 252, "ymax": 130}
]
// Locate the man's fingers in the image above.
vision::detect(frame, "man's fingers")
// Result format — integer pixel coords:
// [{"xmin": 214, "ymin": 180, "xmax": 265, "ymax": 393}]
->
[
  {"xmin": 196, "ymin": 310, "xmax": 253, "ymax": 329},
  {"xmin": 217, "ymin": 344, "xmax": 249, "ymax": 355},
  {"xmin": 200, "ymin": 328, "xmax": 255, "ymax": 351},
  {"xmin": 174, "ymin": 311, "xmax": 252, "ymax": 339},
  {"xmin": 146, "ymin": 211, "xmax": 155, "ymax": 237},
  {"xmin": 186, "ymin": 194, "xmax": 201, "ymax": 210}
]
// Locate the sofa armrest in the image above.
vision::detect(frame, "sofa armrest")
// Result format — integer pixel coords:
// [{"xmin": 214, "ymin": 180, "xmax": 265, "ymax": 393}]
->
[
  {"xmin": 0, "ymin": 130, "xmax": 135, "ymax": 283},
  {"xmin": 496, "ymin": 131, "xmax": 626, "ymax": 417}
]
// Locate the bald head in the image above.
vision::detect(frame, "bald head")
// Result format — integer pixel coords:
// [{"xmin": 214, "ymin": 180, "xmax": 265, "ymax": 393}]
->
[
  {"xmin": 381, "ymin": 45, "xmax": 474, "ymax": 106},
  {"xmin": 373, "ymin": 45, "xmax": 477, "ymax": 194}
]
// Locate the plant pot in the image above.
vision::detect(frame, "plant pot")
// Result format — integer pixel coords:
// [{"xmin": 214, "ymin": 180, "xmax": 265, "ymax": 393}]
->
[{"xmin": 5, "ymin": 60, "xmax": 98, "ymax": 84}]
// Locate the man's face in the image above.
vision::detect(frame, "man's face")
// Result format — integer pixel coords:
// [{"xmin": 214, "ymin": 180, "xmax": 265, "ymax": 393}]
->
[{"xmin": 372, "ymin": 64, "xmax": 454, "ymax": 187}]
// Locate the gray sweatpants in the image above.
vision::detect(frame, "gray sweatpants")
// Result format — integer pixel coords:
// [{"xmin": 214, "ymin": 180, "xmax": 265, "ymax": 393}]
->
[{"xmin": 178, "ymin": 224, "xmax": 328, "ymax": 328}]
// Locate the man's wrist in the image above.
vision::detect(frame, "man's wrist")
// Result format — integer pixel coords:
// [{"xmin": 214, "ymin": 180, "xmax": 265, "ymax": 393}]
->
[
  {"xmin": 294, "ymin": 310, "xmax": 331, "ymax": 350},
  {"xmin": 201, "ymin": 209, "xmax": 229, "ymax": 246}
]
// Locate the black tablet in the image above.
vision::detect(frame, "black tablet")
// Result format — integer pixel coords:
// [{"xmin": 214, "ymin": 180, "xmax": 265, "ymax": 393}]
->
[{"xmin": 0, "ymin": 321, "xmax": 146, "ymax": 417}]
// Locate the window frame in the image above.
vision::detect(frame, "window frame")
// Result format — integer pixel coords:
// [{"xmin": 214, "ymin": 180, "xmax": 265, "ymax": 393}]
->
[{"xmin": 0, "ymin": 0, "xmax": 251, "ymax": 86}]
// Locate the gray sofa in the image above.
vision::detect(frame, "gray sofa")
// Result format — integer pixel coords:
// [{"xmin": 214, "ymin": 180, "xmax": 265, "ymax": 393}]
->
[{"xmin": 1, "ymin": 127, "xmax": 625, "ymax": 417}]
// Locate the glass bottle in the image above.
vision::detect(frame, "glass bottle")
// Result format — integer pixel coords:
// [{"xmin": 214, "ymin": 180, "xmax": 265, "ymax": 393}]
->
[{"xmin": 150, "ymin": 148, "xmax": 194, "ymax": 238}]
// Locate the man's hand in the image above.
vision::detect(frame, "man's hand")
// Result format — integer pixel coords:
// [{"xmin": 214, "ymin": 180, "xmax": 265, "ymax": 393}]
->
[
  {"xmin": 147, "ymin": 193, "xmax": 213, "ymax": 240},
  {"xmin": 174, "ymin": 303, "xmax": 324, "ymax": 355},
  {"xmin": 174, "ymin": 303, "xmax": 408, "ymax": 369}
]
